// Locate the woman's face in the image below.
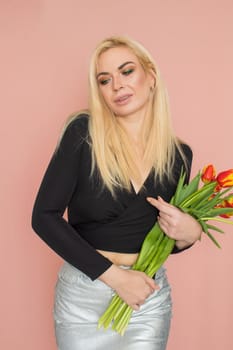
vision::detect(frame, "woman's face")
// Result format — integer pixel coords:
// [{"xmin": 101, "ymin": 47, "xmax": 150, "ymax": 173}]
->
[{"xmin": 96, "ymin": 46, "xmax": 155, "ymax": 120}]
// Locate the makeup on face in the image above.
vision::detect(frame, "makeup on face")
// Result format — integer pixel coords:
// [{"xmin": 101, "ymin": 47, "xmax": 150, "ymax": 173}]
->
[{"xmin": 96, "ymin": 47, "xmax": 154, "ymax": 119}]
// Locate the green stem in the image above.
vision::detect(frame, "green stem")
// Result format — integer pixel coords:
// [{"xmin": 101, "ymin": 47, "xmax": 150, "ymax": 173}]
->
[
  {"xmin": 115, "ymin": 306, "xmax": 133, "ymax": 336},
  {"xmin": 146, "ymin": 237, "xmax": 175, "ymax": 277},
  {"xmin": 134, "ymin": 230, "xmax": 164, "ymax": 272},
  {"xmin": 98, "ymin": 295, "xmax": 122, "ymax": 329},
  {"xmin": 200, "ymin": 217, "xmax": 233, "ymax": 225},
  {"xmin": 111, "ymin": 300, "xmax": 127, "ymax": 321},
  {"xmin": 133, "ymin": 225, "xmax": 163, "ymax": 269},
  {"xmin": 113, "ymin": 303, "xmax": 128, "ymax": 324},
  {"xmin": 113, "ymin": 305, "xmax": 130, "ymax": 332},
  {"xmin": 180, "ymin": 182, "xmax": 216, "ymax": 207}
]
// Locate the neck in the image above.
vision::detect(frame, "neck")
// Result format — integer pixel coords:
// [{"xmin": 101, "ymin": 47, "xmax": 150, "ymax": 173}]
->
[{"xmin": 116, "ymin": 112, "xmax": 146, "ymax": 142}]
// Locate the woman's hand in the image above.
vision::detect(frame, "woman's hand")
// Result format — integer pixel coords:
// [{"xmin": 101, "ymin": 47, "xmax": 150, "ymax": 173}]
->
[
  {"xmin": 99, "ymin": 265, "xmax": 159, "ymax": 310},
  {"xmin": 147, "ymin": 196, "xmax": 202, "ymax": 249}
]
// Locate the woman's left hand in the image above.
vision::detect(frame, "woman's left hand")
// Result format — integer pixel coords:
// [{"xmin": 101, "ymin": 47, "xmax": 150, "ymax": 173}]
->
[{"xmin": 147, "ymin": 196, "xmax": 202, "ymax": 249}]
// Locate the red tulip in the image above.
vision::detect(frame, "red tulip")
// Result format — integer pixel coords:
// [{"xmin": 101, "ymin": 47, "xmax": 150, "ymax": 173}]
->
[
  {"xmin": 218, "ymin": 194, "xmax": 233, "ymax": 218},
  {"xmin": 216, "ymin": 169, "xmax": 233, "ymax": 188},
  {"xmin": 201, "ymin": 164, "xmax": 216, "ymax": 184}
]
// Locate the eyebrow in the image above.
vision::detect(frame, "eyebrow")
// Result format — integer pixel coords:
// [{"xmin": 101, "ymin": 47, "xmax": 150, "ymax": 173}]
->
[{"xmin": 96, "ymin": 61, "xmax": 135, "ymax": 78}]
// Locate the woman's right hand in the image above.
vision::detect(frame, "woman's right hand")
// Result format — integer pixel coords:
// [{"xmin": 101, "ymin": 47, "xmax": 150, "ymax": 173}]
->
[{"xmin": 99, "ymin": 265, "xmax": 159, "ymax": 310}]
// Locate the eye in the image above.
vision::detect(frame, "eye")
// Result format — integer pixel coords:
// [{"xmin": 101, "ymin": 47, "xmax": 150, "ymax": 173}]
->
[
  {"xmin": 122, "ymin": 68, "xmax": 134, "ymax": 76},
  {"xmin": 98, "ymin": 78, "xmax": 111, "ymax": 85}
]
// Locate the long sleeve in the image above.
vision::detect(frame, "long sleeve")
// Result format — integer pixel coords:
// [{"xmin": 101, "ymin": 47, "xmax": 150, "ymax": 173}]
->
[{"xmin": 31, "ymin": 116, "xmax": 112, "ymax": 280}]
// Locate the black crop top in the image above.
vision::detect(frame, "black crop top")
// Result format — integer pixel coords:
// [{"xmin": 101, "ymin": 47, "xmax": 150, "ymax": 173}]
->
[{"xmin": 31, "ymin": 114, "xmax": 193, "ymax": 280}]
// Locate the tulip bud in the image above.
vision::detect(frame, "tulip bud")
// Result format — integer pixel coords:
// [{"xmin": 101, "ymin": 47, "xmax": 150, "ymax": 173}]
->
[
  {"xmin": 216, "ymin": 169, "xmax": 233, "ymax": 188},
  {"xmin": 218, "ymin": 194, "xmax": 233, "ymax": 218},
  {"xmin": 201, "ymin": 164, "xmax": 216, "ymax": 184}
]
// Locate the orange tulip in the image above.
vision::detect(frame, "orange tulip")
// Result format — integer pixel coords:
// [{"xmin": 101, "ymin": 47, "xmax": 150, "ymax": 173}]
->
[
  {"xmin": 218, "ymin": 194, "xmax": 233, "ymax": 218},
  {"xmin": 216, "ymin": 169, "xmax": 233, "ymax": 188},
  {"xmin": 201, "ymin": 164, "xmax": 216, "ymax": 184}
]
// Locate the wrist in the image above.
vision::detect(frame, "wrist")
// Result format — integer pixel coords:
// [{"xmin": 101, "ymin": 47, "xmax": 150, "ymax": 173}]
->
[
  {"xmin": 175, "ymin": 240, "xmax": 190, "ymax": 250},
  {"xmin": 175, "ymin": 230, "xmax": 202, "ymax": 249},
  {"xmin": 175, "ymin": 238, "xmax": 196, "ymax": 250},
  {"xmin": 98, "ymin": 264, "xmax": 124, "ymax": 289},
  {"xmin": 177, "ymin": 220, "xmax": 202, "ymax": 248}
]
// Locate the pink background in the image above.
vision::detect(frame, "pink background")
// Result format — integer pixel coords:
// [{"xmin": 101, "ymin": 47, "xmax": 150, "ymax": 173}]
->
[{"xmin": 1, "ymin": 1, "xmax": 233, "ymax": 349}]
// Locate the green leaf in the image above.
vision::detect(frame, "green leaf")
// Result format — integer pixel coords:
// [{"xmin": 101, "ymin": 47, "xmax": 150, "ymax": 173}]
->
[
  {"xmin": 199, "ymin": 220, "xmax": 222, "ymax": 247},
  {"xmin": 186, "ymin": 208, "xmax": 211, "ymax": 219},
  {"xmin": 172, "ymin": 169, "xmax": 187, "ymax": 205},
  {"xmin": 199, "ymin": 219, "xmax": 209, "ymax": 233},
  {"xmin": 206, "ymin": 231, "xmax": 221, "ymax": 248},
  {"xmin": 197, "ymin": 191, "xmax": 223, "ymax": 212},
  {"xmin": 208, "ymin": 207, "xmax": 233, "ymax": 217},
  {"xmin": 206, "ymin": 223, "xmax": 225, "ymax": 234},
  {"xmin": 133, "ymin": 224, "xmax": 163, "ymax": 268},
  {"xmin": 177, "ymin": 172, "xmax": 201, "ymax": 205},
  {"xmin": 199, "ymin": 187, "xmax": 233, "ymax": 212},
  {"xmin": 145, "ymin": 236, "xmax": 175, "ymax": 277},
  {"xmin": 180, "ymin": 182, "xmax": 216, "ymax": 208}
]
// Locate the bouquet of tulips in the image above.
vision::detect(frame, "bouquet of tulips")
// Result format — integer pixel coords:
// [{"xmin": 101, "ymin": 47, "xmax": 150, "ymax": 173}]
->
[{"xmin": 98, "ymin": 164, "xmax": 233, "ymax": 335}]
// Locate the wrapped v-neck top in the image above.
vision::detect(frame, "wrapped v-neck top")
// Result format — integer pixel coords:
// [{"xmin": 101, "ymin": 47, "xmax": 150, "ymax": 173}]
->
[{"xmin": 31, "ymin": 114, "xmax": 193, "ymax": 280}]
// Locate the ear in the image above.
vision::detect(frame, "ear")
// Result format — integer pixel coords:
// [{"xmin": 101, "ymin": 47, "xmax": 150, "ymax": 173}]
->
[{"xmin": 147, "ymin": 69, "xmax": 156, "ymax": 89}]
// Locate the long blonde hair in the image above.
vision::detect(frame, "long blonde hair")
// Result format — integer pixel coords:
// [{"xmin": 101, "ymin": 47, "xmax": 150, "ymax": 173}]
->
[{"xmin": 87, "ymin": 36, "xmax": 186, "ymax": 195}]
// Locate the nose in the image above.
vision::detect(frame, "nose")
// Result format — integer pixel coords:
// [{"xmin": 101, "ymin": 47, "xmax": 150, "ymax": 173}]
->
[{"xmin": 112, "ymin": 74, "xmax": 123, "ymax": 91}]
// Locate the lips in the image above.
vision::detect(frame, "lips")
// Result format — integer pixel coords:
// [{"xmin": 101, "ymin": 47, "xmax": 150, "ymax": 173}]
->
[{"xmin": 114, "ymin": 94, "xmax": 132, "ymax": 105}]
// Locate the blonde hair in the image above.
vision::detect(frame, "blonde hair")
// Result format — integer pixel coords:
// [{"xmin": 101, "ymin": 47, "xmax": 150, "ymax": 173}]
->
[{"xmin": 87, "ymin": 35, "xmax": 187, "ymax": 195}]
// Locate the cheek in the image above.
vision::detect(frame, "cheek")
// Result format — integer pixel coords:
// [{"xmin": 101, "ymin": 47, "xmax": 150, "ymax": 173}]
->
[
  {"xmin": 99, "ymin": 88, "xmax": 112, "ymax": 107},
  {"xmin": 131, "ymin": 73, "xmax": 150, "ymax": 94}
]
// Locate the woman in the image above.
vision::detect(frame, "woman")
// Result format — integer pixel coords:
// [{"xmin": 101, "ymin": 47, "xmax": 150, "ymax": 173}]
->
[{"xmin": 31, "ymin": 36, "xmax": 201, "ymax": 350}]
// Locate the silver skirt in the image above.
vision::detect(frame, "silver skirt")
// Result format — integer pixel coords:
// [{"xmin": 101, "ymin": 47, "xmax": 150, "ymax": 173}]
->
[{"xmin": 53, "ymin": 262, "xmax": 172, "ymax": 350}]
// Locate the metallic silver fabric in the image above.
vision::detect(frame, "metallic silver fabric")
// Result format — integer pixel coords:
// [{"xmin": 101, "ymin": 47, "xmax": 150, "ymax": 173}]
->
[{"xmin": 54, "ymin": 262, "xmax": 172, "ymax": 350}]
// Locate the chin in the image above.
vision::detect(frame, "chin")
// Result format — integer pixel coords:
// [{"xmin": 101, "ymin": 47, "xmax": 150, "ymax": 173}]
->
[{"xmin": 113, "ymin": 107, "xmax": 137, "ymax": 118}]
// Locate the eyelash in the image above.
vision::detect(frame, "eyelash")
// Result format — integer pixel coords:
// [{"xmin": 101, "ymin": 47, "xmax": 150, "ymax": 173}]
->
[
  {"xmin": 122, "ymin": 68, "xmax": 134, "ymax": 76},
  {"xmin": 98, "ymin": 68, "xmax": 134, "ymax": 85},
  {"xmin": 99, "ymin": 79, "xmax": 110, "ymax": 86}
]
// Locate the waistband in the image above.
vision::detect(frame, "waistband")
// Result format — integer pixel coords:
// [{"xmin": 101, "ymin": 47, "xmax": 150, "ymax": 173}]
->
[{"xmin": 59, "ymin": 261, "xmax": 166, "ymax": 283}]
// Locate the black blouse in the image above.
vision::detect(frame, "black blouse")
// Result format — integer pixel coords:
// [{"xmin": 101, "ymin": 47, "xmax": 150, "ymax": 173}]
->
[{"xmin": 31, "ymin": 114, "xmax": 193, "ymax": 280}]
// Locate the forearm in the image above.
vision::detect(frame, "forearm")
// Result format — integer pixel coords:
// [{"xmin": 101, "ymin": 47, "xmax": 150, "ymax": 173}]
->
[{"xmin": 31, "ymin": 209, "xmax": 113, "ymax": 280}]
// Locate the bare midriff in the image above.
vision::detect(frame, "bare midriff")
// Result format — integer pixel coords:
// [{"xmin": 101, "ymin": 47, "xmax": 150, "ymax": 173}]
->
[{"xmin": 97, "ymin": 250, "xmax": 139, "ymax": 266}]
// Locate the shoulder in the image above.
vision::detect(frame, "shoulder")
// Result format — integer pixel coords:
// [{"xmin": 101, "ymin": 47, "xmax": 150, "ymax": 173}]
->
[
  {"xmin": 172, "ymin": 139, "xmax": 193, "ymax": 170},
  {"xmin": 65, "ymin": 112, "xmax": 89, "ymax": 135},
  {"xmin": 174, "ymin": 141, "xmax": 193, "ymax": 181},
  {"xmin": 56, "ymin": 112, "xmax": 90, "ymax": 155},
  {"xmin": 178, "ymin": 142, "xmax": 193, "ymax": 163}
]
